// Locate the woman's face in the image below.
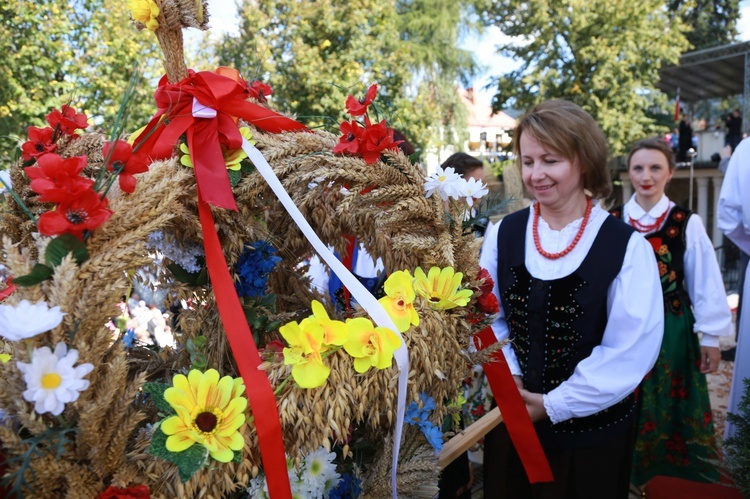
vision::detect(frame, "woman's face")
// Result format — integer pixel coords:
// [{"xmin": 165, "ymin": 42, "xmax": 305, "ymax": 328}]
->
[
  {"xmin": 520, "ymin": 132, "xmax": 584, "ymax": 211},
  {"xmin": 628, "ymin": 148, "xmax": 673, "ymax": 206}
]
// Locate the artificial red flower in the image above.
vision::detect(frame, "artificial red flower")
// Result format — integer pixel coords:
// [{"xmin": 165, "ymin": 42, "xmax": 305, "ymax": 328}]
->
[
  {"xmin": 102, "ymin": 140, "xmax": 150, "ymax": 194},
  {"xmin": 648, "ymin": 237, "xmax": 662, "ymax": 253},
  {"xmin": 246, "ymin": 80, "xmax": 274, "ymax": 102},
  {"xmin": 345, "ymin": 84, "xmax": 378, "ymax": 116},
  {"xmin": 97, "ymin": 485, "xmax": 150, "ymax": 499},
  {"xmin": 359, "ymin": 116, "xmax": 402, "ymax": 164},
  {"xmin": 38, "ymin": 189, "xmax": 112, "ymax": 240},
  {"xmin": 332, "ymin": 120, "xmax": 364, "ymax": 155},
  {"xmin": 46, "ymin": 105, "xmax": 88, "ymax": 136},
  {"xmin": 20, "ymin": 126, "xmax": 58, "ymax": 161},
  {"xmin": 477, "ymin": 291, "xmax": 500, "ymax": 314},
  {"xmin": 477, "ymin": 267, "xmax": 494, "ymax": 295},
  {"xmin": 0, "ymin": 277, "xmax": 16, "ymax": 301},
  {"xmin": 24, "ymin": 154, "xmax": 93, "ymax": 203}
]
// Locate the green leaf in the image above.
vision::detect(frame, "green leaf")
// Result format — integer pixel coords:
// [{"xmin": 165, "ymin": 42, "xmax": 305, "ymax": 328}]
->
[
  {"xmin": 240, "ymin": 159, "xmax": 255, "ymax": 174},
  {"xmin": 142, "ymin": 382, "xmax": 176, "ymax": 416},
  {"xmin": 45, "ymin": 233, "xmax": 90, "ymax": 267},
  {"xmin": 232, "ymin": 449, "xmax": 242, "ymax": 463},
  {"xmin": 228, "ymin": 168, "xmax": 242, "ymax": 187},
  {"xmin": 13, "ymin": 264, "xmax": 54, "ymax": 287},
  {"xmin": 167, "ymin": 263, "xmax": 207, "ymax": 286},
  {"xmin": 148, "ymin": 426, "xmax": 209, "ymax": 483}
]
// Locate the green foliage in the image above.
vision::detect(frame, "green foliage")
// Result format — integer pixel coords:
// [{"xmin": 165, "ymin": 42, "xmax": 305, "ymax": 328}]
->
[
  {"xmin": 722, "ymin": 378, "xmax": 750, "ymax": 495},
  {"xmin": 241, "ymin": 294, "xmax": 282, "ymax": 346},
  {"xmin": 148, "ymin": 425, "xmax": 209, "ymax": 483},
  {"xmin": 0, "ymin": 0, "xmax": 161, "ymax": 148},
  {"xmin": 479, "ymin": 0, "xmax": 691, "ymax": 156},
  {"xmin": 186, "ymin": 336, "xmax": 209, "ymax": 371},
  {"xmin": 44, "ymin": 233, "xmax": 89, "ymax": 267},
  {"xmin": 667, "ymin": 0, "xmax": 740, "ymax": 50},
  {"xmin": 142, "ymin": 382, "xmax": 177, "ymax": 416},
  {"xmin": 213, "ymin": 0, "xmax": 477, "ymax": 155}
]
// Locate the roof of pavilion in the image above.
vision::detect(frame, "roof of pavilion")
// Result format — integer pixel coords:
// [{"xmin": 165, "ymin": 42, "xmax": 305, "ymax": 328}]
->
[{"xmin": 656, "ymin": 41, "xmax": 750, "ymax": 102}]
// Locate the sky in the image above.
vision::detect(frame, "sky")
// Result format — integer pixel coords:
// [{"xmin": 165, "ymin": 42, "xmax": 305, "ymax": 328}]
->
[{"xmin": 189, "ymin": 0, "xmax": 750, "ymax": 109}]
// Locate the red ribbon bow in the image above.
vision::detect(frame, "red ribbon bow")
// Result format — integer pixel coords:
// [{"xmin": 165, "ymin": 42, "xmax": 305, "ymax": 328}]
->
[{"xmin": 133, "ymin": 68, "xmax": 306, "ymax": 210}]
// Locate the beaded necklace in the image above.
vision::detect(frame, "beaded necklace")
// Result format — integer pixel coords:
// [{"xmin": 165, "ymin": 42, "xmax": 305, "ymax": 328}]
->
[
  {"xmin": 533, "ymin": 197, "xmax": 593, "ymax": 260},
  {"xmin": 628, "ymin": 206, "xmax": 669, "ymax": 233}
]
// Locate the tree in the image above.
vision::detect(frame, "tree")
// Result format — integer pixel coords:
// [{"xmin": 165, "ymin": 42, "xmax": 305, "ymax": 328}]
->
[
  {"xmin": 668, "ymin": 0, "xmax": 740, "ymax": 50},
  {"xmin": 0, "ymin": 1, "xmax": 161, "ymax": 147},
  {"xmin": 213, "ymin": 0, "xmax": 477, "ymax": 155},
  {"xmin": 480, "ymin": 0, "xmax": 690, "ymax": 156}
]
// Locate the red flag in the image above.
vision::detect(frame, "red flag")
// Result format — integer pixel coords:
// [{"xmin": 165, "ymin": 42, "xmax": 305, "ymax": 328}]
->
[{"xmin": 674, "ymin": 87, "xmax": 681, "ymax": 122}]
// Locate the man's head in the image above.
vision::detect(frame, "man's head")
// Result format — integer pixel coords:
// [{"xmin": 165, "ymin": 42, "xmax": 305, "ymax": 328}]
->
[{"xmin": 441, "ymin": 152, "xmax": 484, "ymax": 181}]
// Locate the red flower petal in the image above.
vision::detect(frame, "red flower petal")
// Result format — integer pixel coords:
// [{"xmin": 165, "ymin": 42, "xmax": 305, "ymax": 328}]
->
[
  {"xmin": 119, "ymin": 173, "xmax": 137, "ymax": 194},
  {"xmin": 0, "ymin": 278, "xmax": 16, "ymax": 301},
  {"xmin": 345, "ymin": 83, "xmax": 378, "ymax": 116}
]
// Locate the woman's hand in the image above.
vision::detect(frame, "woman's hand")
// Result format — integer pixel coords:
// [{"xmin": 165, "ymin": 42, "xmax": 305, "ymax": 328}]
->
[
  {"xmin": 700, "ymin": 346, "xmax": 720, "ymax": 374},
  {"xmin": 519, "ymin": 389, "xmax": 548, "ymax": 422}
]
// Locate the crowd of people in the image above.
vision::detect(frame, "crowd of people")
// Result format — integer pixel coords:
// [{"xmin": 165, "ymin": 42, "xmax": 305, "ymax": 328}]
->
[{"xmin": 108, "ymin": 292, "xmax": 176, "ymax": 349}]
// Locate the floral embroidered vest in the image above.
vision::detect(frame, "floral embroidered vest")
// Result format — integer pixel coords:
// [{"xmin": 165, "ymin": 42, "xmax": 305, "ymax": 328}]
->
[
  {"xmin": 496, "ymin": 208, "xmax": 637, "ymax": 449},
  {"xmin": 610, "ymin": 205, "xmax": 692, "ymax": 315}
]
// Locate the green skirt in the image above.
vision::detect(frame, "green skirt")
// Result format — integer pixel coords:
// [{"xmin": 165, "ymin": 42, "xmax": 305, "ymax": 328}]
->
[{"xmin": 631, "ymin": 300, "xmax": 719, "ymax": 485}]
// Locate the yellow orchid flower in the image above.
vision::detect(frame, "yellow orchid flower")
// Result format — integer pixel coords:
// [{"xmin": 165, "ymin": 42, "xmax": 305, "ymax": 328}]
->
[
  {"xmin": 304, "ymin": 300, "xmax": 347, "ymax": 346},
  {"xmin": 180, "ymin": 127, "xmax": 256, "ymax": 171},
  {"xmin": 128, "ymin": 0, "xmax": 160, "ymax": 31},
  {"xmin": 343, "ymin": 317, "xmax": 402, "ymax": 373},
  {"xmin": 280, "ymin": 319, "xmax": 331, "ymax": 388},
  {"xmin": 378, "ymin": 270, "xmax": 419, "ymax": 332},
  {"xmin": 161, "ymin": 369, "xmax": 247, "ymax": 462},
  {"xmin": 0, "ymin": 353, "xmax": 10, "ymax": 364},
  {"xmin": 413, "ymin": 266, "xmax": 473, "ymax": 310}
]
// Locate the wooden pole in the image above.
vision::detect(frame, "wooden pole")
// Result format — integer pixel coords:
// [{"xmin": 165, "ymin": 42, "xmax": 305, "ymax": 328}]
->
[{"xmin": 438, "ymin": 407, "xmax": 503, "ymax": 469}]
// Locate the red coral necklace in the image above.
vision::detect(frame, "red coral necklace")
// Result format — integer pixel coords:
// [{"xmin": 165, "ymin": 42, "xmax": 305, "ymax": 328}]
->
[
  {"xmin": 628, "ymin": 206, "xmax": 669, "ymax": 233},
  {"xmin": 533, "ymin": 197, "xmax": 593, "ymax": 260}
]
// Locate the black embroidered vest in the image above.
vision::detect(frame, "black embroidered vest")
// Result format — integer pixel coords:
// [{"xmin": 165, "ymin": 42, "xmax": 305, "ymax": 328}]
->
[
  {"xmin": 610, "ymin": 205, "xmax": 692, "ymax": 314},
  {"xmin": 496, "ymin": 208, "xmax": 637, "ymax": 448}
]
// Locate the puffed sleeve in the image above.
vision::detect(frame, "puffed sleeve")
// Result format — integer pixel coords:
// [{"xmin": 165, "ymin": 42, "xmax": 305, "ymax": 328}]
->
[
  {"xmin": 543, "ymin": 232, "xmax": 664, "ymax": 424},
  {"xmin": 683, "ymin": 214, "xmax": 734, "ymax": 347},
  {"xmin": 479, "ymin": 220, "xmax": 522, "ymax": 375},
  {"xmin": 719, "ymin": 138, "xmax": 750, "ymax": 255}
]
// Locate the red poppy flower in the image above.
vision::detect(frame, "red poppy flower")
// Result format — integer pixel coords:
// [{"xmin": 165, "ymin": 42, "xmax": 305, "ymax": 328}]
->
[
  {"xmin": 21, "ymin": 126, "xmax": 58, "ymax": 161},
  {"xmin": 102, "ymin": 140, "xmax": 150, "ymax": 194},
  {"xmin": 25, "ymin": 154, "xmax": 93, "ymax": 203},
  {"xmin": 332, "ymin": 120, "xmax": 364, "ymax": 155},
  {"xmin": 97, "ymin": 485, "xmax": 150, "ymax": 499},
  {"xmin": 46, "ymin": 105, "xmax": 88, "ymax": 136},
  {"xmin": 477, "ymin": 291, "xmax": 500, "ymax": 314},
  {"xmin": 38, "ymin": 189, "xmax": 112, "ymax": 240},
  {"xmin": 359, "ymin": 117, "xmax": 402, "ymax": 164},
  {"xmin": 345, "ymin": 84, "xmax": 378, "ymax": 116},
  {"xmin": 246, "ymin": 80, "xmax": 274, "ymax": 102},
  {"xmin": 477, "ymin": 267, "xmax": 495, "ymax": 296},
  {"xmin": 0, "ymin": 277, "xmax": 16, "ymax": 301},
  {"xmin": 647, "ymin": 237, "xmax": 662, "ymax": 253}
]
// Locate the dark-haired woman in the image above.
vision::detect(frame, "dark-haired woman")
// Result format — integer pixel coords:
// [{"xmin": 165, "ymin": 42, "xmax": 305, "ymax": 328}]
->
[
  {"xmin": 479, "ymin": 100, "xmax": 664, "ymax": 498},
  {"xmin": 610, "ymin": 137, "xmax": 732, "ymax": 486}
]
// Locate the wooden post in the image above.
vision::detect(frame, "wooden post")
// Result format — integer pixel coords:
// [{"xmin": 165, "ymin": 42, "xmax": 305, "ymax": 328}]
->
[{"xmin": 438, "ymin": 407, "xmax": 503, "ymax": 469}]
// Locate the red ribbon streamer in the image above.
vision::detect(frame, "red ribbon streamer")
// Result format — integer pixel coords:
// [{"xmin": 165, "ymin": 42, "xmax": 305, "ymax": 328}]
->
[
  {"xmin": 473, "ymin": 327, "xmax": 554, "ymax": 483},
  {"xmin": 133, "ymin": 69, "xmax": 306, "ymax": 210},
  {"xmin": 198, "ymin": 198, "xmax": 291, "ymax": 498}
]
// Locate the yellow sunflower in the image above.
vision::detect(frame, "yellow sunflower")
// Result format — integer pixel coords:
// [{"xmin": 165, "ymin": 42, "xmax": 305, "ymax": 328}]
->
[
  {"xmin": 413, "ymin": 266, "xmax": 473, "ymax": 310},
  {"xmin": 161, "ymin": 369, "xmax": 247, "ymax": 462}
]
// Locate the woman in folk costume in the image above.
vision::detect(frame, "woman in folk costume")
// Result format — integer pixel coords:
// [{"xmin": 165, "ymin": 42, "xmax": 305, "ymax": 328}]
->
[
  {"xmin": 718, "ymin": 137, "xmax": 750, "ymax": 440},
  {"xmin": 610, "ymin": 138, "xmax": 732, "ymax": 486},
  {"xmin": 479, "ymin": 100, "xmax": 664, "ymax": 498}
]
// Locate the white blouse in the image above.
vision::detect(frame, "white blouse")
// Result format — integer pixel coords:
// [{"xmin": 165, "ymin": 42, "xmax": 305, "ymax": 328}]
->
[
  {"xmin": 623, "ymin": 194, "xmax": 733, "ymax": 347},
  {"xmin": 479, "ymin": 203, "xmax": 664, "ymax": 424}
]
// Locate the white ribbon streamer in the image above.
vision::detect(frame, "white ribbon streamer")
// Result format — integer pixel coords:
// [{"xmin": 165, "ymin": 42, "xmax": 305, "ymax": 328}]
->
[{"xmin": 241, "ymin": 139, "xmax": 409, "ymax": 498}]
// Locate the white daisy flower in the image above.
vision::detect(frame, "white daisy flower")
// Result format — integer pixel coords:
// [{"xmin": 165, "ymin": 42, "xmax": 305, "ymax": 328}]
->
[
  {"xmin": 16, "ymin": 343, "xmax": 94, "ymax": 416},
  {"xmin": 247, "ymin": 475, "xmax": 269, "ymax": 498},
  {"xmin": 461, "ymin": 177, "xmax": 489, "ymax": 207},
  {"xmin": 424, "ymin": 166, "xmax": 463, "ymax": 201},
  {"xmin": 302, "ymin": 447, "xmax": 340, "ymax": 497},
  {"xmin": 0, "ymin": 170, "xmax": 11, "ymax": 193},
  {"xmin": 0, "ymin": 300, "xmax": 66, "ymax": 341}
]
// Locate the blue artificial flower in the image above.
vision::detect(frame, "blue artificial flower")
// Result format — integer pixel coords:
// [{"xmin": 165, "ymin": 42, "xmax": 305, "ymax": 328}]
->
[
  {"xmin": 122, "ymin": 328, "xmax": 136, "ymax": 348},
  {"xmin": 235, "ymin": 241, "xmax": 282, "ymax": 297},
  {"xmin": 421, "ymin": 422, "xmax": 444, "ymax": 454},
  {"xmin": 419, "ymin": 392, "xmax": 436, "ymax": 412},
  {"xmin": 405, "ymin": 400, "xmax": 429, "ymax": 427},
  {"xmin": 328, "ymin": 473, "xmax": 363, "ymax": 499}
]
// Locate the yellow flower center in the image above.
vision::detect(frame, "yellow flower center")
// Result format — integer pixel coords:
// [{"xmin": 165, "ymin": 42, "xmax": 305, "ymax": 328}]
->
[
  {"xmin": 438, "ymin": 175, "xmax": 447, "ymax": 182},
  {"xmin": 41, "ymin": 373, "xmax": 62, "ymax": 389}
]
